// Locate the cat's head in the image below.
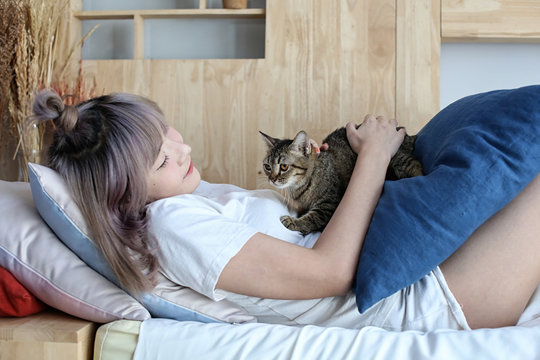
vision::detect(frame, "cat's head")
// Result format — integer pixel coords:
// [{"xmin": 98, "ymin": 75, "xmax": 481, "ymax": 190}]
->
[{"xmin": 259, "ymin": 130, "xmax": 316, "ymax": 189}]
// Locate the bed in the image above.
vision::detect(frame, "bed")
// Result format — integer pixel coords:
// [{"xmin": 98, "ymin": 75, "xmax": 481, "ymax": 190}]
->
[{"xmin": 0, "ymin": 85, "xmax": 539, "ymax": 359}]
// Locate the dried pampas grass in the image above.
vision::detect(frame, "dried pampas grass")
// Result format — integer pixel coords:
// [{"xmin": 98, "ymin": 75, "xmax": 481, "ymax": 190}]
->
[
  {"xmin": 0, "ymin": 1, "xmax": 25, "ymax": 176},
  {"xmin": 9, "ymin": 0, "xmax": 67, "ymax": 178},
  {"xmin": 0, "ymin": 0, "xmax": 100, "ymax": 181},
  {"xmin": 0, "ymin": 0, "xmax": 67, "ymax": 180}
]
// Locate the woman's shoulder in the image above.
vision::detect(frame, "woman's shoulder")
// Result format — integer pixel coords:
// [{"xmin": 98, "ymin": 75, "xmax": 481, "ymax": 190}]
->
[
  {"xmin": 146, "ymin": 181, "xmax": 289, "ymax": 226},
  {"xmin": 194, "ymin": 181, "xmax": 247, "ymax": 197},
  {"xmin": 195, "ymin": 181, "xmax": 286, "ymax": 204}
]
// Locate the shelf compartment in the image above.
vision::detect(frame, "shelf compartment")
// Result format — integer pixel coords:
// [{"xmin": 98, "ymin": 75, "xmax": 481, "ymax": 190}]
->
[{"xmin": 74, "ymin": 9, "xmax": 266, "ymax": 20}]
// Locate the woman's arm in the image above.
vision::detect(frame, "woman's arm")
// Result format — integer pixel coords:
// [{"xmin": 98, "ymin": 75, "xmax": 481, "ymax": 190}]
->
[{"xmin": 218, "ymin": 116, "xmax": 406, "ymax": 299}]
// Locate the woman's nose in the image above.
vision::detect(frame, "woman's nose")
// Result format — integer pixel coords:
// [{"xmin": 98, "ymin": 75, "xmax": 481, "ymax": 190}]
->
[
  {"xmin": 182, "ymin": 143, "xmax": 191, "ymax": 154},
  {"xmin": 177, "ymin": 143, "xmax": 191, "ymax": 162}
]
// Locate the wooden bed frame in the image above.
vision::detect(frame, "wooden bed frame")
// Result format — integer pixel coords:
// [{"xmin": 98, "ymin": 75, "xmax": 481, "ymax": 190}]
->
[{"xmin": 0, "ymin": 310, "xmax": 96, "ymax": 360}]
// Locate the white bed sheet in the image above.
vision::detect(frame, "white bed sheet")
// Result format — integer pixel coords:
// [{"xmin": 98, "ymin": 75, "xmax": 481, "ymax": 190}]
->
[{"xmin": 134, "ymin": 285, "xmax": 540, "ymax": 360}]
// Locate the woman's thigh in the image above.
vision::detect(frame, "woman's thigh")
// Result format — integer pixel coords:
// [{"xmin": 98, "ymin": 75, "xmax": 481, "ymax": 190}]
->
[{"xmin": 440, "ymin": 173, "xmax": 540, "ymax": 329}]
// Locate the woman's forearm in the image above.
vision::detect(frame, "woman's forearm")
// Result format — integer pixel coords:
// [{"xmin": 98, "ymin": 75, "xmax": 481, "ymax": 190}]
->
[{"xmin": 313, "ymin": 149, "xmax": 390, "ymax": 292}]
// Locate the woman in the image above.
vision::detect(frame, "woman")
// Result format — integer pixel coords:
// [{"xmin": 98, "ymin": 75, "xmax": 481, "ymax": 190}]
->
[{"xmin": 32, "ymin": 89, "xmax": 540, "ymax": 331}]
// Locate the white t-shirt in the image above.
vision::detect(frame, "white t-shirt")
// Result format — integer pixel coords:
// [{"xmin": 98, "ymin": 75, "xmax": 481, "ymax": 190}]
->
[
  {"xmin": 147, "ymin": 181, "xmax": 318, "ymax": 300},
  {"xmin": 147, "ymin": 181, "xmax": 469, "ymax": 331}
]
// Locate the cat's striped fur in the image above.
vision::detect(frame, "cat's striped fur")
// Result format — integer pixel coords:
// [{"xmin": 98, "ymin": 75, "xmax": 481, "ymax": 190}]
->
[{"xmin": 260, "ymin": 126, "xmax": 423, "ymax": 235}]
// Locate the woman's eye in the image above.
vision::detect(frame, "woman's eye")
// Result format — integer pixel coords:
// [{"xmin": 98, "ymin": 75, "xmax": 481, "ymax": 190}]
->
[
  {"xmin": 280, "ymin": 164, "xmax": 289, "ymax": 172},
  {"xmin": 263, "ymin": 164, "xmax": 271, "ymax": 172},
  {"xmin": 157, "ymin": 155, "xmax": 169, "ymax": 170}
]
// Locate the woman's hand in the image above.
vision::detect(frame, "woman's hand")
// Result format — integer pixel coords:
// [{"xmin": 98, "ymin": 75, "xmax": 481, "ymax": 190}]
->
[{"xmin": 346, "ymin": 115, "xmax": 405, "ymax": 161}]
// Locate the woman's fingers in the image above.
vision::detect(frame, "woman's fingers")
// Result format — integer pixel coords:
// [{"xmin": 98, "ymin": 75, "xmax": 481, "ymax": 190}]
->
[{"xmin": 346, "ymin": 115, "xmax": 405, "ymax": 157}]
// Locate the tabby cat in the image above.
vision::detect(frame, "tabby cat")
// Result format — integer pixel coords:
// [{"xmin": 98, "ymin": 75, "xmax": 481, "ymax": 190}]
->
[{"xmin": 260, "ymin": 126, "xmax": 423, "ymax": 235}]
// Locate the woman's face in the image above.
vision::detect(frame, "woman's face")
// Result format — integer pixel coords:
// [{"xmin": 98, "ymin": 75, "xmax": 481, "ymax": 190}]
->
[{"xmin": 146, "ymin": 127, "xmax": 201, "ymax": 202}]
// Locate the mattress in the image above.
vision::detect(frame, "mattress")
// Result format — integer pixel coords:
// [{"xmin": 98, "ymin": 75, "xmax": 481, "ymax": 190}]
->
[
  {"xmin": 94, "ymin": 320, "xmax": 141, "ymax": 360},
  {"xmin": 95, "ymin": 284, "xmax": 540, "ymax": 360}
]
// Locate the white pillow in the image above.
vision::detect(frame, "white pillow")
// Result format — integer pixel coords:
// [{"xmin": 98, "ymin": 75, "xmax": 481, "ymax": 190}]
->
[
  {"xmin": 0, "ymin": 180, "xmax": 150, "ymax": 323},
  {"xmin": 28, "ymin": 163, "xmax": 255, "ymax": 324}
]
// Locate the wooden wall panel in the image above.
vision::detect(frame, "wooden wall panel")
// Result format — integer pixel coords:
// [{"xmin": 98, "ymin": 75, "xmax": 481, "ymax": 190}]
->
[
  {"xmin": 3, "ymin": 0, "xmax": 538, "ymax": 183},
  {"xmin": 442, "ymin": 0, "xmax": 540, "ymax": 42},
  {"xmin": 396, "ymin": 0, "xmax": 441, "ymax": 133},
  {"xmin": 200, "ymin": 60, "xmax": 258, "ymax": 186},
  {"xmin": 83, "ymin": 0, "xmax": 400, "ymax": 189}
]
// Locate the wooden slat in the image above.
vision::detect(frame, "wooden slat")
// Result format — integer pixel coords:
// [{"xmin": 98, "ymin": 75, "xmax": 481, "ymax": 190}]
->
[
  {"xmin": 73, "ymin": 9, "xmax": 266, "ymax": 20},
  {"xmin": 396, "ymin": 0, "xmax": 441, "ymax": 132},
  {"xmin": 133, "ymin": 14, "xmax": 145, "ymax": 59},
  {"xmin": 442, "ymin": 0, "xmax": 540, "ymax": 42}
]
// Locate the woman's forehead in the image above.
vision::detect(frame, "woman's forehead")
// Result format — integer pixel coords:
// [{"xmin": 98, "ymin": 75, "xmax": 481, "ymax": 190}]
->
[{"xmin": 166, "ymin": 126, "xmax": 183, "ymax": 142}]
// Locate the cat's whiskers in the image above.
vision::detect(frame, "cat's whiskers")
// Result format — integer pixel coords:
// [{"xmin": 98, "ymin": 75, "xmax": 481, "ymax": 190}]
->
[{"xmin": 255, "ymin": 174, "xmax": 274, "ymax": 190}]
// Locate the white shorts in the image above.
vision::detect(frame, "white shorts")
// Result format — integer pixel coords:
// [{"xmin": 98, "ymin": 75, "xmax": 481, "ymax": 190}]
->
[
  {"xmin": 225, "ymin": 267, "xmax": 471, "ymax": 332},
  {"xmin": 349, "ymin": 266, "xmax": 471, "ymax": 331}
]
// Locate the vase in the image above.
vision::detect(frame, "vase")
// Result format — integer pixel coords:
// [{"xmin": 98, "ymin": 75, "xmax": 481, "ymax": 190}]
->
[{"xmin": 222, "ymin": 0, "xmax": 247, "ymax": 9}]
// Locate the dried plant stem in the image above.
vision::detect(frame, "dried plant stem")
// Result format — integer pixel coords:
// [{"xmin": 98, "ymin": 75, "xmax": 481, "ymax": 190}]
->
[{"xmin": 58, "ymin": 24, "xmax": 100, "ymax": 83}]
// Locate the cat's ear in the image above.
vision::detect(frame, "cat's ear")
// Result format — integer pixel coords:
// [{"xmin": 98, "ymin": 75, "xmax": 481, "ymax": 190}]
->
[
  {"xmin": 259, "ymin": 131, "xmax": 279, "ymax": 148},
  {"xmin": 291, "ymin": 131, "xmax": 311, "ymax": 156}
]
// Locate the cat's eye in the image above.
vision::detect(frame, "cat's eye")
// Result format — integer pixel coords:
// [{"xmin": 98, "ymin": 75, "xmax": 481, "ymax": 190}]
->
[
  {"xmin": 263, "ymin": 164, "xmax": 271, "ymax": 172},
  {"xmin": 280, "ymin": 164, "xmax": 289, "ymax": 172}
]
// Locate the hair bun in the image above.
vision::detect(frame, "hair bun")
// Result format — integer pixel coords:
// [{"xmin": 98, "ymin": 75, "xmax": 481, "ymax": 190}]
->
[
  {"xmin": 57, "ymin": 105, "xmax": 79, "ymax": 133},
  {"xmin": 32, "ymin": 89, "xmax": 78, "ymax": 132}
]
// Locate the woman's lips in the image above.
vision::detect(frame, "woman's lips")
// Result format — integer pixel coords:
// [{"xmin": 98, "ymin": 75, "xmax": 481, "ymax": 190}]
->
[{"xmin": 184, "ymin": 161, "xmax": 194, "ymax": 179}]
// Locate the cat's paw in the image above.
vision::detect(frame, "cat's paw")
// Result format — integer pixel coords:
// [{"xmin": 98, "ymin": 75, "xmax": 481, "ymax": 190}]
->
[
  {"xmin": 280, "ymin": 215, "xmax": 298, "ymax": 230},
  {"xmin": 280, "ymin": 216, "xmax": 314, "ymax": 235}
]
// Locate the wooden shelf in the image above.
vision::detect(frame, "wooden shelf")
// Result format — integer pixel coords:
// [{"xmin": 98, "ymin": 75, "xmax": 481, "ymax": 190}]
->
[
  {"xmin": 74, "ymin": 9, "xmax": 266, "ymax": 20},
  {"xmin": 73, "ymin": 5, "xmax": 266, "ymax": 60}
]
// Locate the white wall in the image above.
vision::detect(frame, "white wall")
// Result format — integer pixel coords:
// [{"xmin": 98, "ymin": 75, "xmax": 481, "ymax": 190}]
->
[{"xmin": 440, "ymin": 43, "xmax": 540, "ymax": 109}]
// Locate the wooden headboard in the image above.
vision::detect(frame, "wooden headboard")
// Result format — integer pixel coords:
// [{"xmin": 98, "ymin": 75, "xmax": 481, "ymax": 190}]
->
[{"xmin": 44, "ymin": 1, "xmax": 540, "ymax": 188}]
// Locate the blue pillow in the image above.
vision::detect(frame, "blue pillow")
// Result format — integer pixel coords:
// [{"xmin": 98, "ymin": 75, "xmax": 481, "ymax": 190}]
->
[{"xmin": 355, "ymin": 85, "xmax": 540, "ymax": 312}]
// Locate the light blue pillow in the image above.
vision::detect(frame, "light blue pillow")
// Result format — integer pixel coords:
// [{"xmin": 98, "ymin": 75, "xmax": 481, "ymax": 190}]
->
[
  {"xmin": 355, "ymin": 85, "xmax": 540, "ymax": 312},
  {"xmin": 28, "ymin": 163, "xmax": 255, "ymax": 324}
]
